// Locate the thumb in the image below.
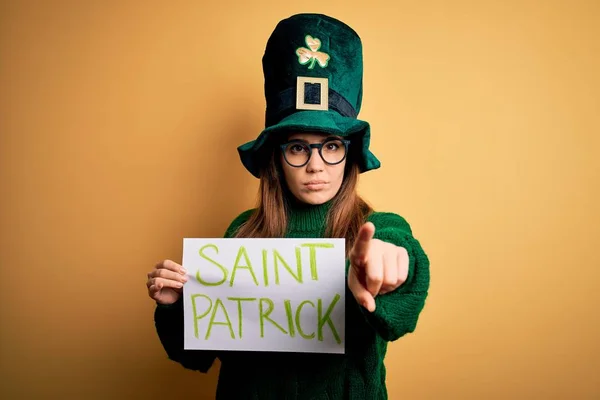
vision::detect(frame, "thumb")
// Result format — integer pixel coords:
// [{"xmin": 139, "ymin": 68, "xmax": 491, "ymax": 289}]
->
[{"xmin": 348, "ymin": 272, "xmax": 376, "ymax": 312}]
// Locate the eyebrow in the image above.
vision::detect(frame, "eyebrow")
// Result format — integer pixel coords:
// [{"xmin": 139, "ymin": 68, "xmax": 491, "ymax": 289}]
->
[{"xmin": 287, "ymin": 135, "xmax": 342, "ymax": 143}]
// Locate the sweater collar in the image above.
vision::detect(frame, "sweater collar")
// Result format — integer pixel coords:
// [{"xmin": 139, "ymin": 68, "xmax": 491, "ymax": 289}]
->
[{"xmin": 286, "ymin": 196, "xmax": 333, "ymax": 233}]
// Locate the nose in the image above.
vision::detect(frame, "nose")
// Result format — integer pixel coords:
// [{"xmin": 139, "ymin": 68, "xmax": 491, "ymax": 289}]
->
[{"xmin": 306, "ymin": 146, "xmax": 324, "ymax": 172}]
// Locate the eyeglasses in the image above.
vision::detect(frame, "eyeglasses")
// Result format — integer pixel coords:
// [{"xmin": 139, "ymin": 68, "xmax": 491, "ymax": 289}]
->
[{"xmin": 280, "ymin": 138, "xmax": 351, "ymax": 167}]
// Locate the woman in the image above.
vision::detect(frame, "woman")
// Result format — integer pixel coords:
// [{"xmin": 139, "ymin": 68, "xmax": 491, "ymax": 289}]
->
[{"xmin": 146, "ymin": 13, "xmax": 430, "ymax": 400}]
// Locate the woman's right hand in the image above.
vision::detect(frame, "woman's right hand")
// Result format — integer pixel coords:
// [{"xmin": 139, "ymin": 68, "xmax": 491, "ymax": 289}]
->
[{"xmin": 146, "ymin": 259, "xmax": 188, "ymax": 305}]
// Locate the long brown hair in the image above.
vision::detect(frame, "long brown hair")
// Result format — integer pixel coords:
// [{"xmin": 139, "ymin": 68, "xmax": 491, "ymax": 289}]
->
[{"xmin": 234, "ymin": 138, "xmax": 373, "ymax": 256}]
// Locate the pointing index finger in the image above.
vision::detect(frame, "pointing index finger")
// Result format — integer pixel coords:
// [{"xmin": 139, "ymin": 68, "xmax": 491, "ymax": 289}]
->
[{"xmin": 351, "ymin": 222, "xmax": 375, "ymax": 267}]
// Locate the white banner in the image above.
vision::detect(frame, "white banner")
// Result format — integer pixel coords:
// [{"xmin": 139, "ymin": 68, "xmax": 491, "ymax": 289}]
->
[{"xmin": 182, "ymin": 238, "xmax": 346, "ymax": 354}]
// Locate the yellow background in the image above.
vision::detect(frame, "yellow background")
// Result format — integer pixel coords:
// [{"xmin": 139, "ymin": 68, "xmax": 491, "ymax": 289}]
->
[{"xmin": 1, "ymin": 0, "xmax": 598, "ymax": 398}]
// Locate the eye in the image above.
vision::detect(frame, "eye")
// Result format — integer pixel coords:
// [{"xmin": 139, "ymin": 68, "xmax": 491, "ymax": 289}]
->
[
  {"xmin": 323, "ymin": 139, "xmax": 344, "ymax": 153},
  {"xmin": 288, "ymin": 143, "xmax": 307, "ymax": 154},
  {"xmin": 325, "ymin": 142, "xmax": 340, "ymax": 151}
]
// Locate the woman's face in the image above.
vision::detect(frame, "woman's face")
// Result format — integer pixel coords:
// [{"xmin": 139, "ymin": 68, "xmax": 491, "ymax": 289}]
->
[{"xmin": 280, "ymin": 132, "xmax": 347, "ymax": 205}]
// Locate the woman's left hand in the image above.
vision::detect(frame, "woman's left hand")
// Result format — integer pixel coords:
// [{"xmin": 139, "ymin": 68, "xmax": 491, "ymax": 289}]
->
[{"xmin": 348, "ymin": 222, "xmax": 409, "ymax": 312}]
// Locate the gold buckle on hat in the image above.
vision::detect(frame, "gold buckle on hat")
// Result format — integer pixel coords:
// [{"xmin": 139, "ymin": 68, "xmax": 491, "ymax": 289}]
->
[{"xmin": 296, "ymin": 77, "xmax": 329, "ymax": 111}]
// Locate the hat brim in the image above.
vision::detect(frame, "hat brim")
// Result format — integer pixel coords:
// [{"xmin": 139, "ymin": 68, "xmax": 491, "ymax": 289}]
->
[{"xmin": 238, "ymin": 111, "xmax": 381, "ymax": 178}]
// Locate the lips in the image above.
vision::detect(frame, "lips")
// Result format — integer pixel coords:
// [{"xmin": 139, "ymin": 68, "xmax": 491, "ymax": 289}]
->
[
  {"xmin": 304, "ymin": 180, "xmax": 327, "ymax": 185},
  {"xmin": 304, "ymin": 181, "xmax": 328, "ymax": 190}
]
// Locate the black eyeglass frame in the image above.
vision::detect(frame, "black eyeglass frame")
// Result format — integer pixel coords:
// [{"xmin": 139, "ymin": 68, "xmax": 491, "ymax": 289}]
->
[{"xmin": 279, "ymin": 138, "xmax": 351, "ymax": 167}]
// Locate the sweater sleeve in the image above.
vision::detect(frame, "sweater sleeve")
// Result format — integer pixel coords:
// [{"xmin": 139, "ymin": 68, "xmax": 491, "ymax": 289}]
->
[
  {"xmin": 154, "ymin": 298, "xmax": 217, "ymax": 372},
  {"xmin": 353, "ymin": 212, "xmax": 430, "ymax": 342},
  {"xmin": 153, "ymin": 209, "xmax": 256, "ymax": 371}
]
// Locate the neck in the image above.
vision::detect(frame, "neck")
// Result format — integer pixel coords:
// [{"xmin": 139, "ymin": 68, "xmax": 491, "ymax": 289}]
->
[{"xmin": 286, "ymin": 195, "xmax": 333, "ymax": 233}]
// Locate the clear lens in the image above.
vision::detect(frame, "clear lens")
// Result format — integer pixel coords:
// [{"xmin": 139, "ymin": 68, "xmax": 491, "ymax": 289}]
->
[
  {"xmin": 321, "ymin": 139, "xmax": 346, "ymax": 164},
  {"xmin": 282, "ymin": 139, "xmax": 347, "ymax": 166},
  {"xmin": 283, "ymin": 142, "xmax": 310, "ymax": 166}
]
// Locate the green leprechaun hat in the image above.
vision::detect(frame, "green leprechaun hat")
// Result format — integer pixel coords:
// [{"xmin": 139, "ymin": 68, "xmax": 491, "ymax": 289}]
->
[{"xmin": 237, "ymin": 13, "xmax": 381, "ymax": 178}]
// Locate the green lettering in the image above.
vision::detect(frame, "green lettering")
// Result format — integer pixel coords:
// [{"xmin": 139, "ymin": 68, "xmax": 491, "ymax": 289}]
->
[
  {"xmin": 191, "ymin": 294, "xmax": 212, "ymax": 339},
  {"xmin": 197, "ymin": 244, "xmax": 228, "ymax": 286},
  {"xmin": 205, "ymin": 298, "xmax": 235, "ymax": 340},
  {"xmin": 284, "ymin": 299, "xmax": 295, "ymax": 338},
  {"xmin": 317, "ymin": 293, "xmax": 341, "ymax": 343},
  {"xmin": 262, "ymin": 249, "xmax": 269, "ymax": 286},
  {"xmin": 259, "ymin": 298, "xmax": 287, "ymax": 337},
  {"xmin": 230, "ymin": 246, "xmax": 259, "ymax": 287},
  {"xmin": 295, "ymin": 300, "xmax": 316, "ymax": 340},
  {"xmin": 301, "ymin": 243, "xmax": 335, "ymax": 281},
  {"xmin": 273, "ymin": 249, "xmax": 302, "ymax": 284},
  {"xmin": 227, "ymin": 297, "xmax": 256, "ymax": 339}
]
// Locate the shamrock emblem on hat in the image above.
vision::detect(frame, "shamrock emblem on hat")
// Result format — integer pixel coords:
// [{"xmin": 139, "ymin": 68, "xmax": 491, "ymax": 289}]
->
[{"xmin": 296, "ymin": 35, "xmax": 330, "ymax": 69}]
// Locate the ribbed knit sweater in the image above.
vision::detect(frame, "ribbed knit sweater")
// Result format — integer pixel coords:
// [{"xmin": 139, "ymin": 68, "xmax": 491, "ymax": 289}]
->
[{"xmin": 154, "ymin": 200, "xmax": 430, "ymax": 399}]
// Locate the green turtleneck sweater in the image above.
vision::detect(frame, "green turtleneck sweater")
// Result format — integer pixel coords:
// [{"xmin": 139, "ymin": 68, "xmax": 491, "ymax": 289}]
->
[{"xmin": 154, "ymin": 201, "xmax": 430, "ymax": 399}]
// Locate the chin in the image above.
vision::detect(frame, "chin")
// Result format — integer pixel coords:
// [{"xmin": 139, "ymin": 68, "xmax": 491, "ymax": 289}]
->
[{"xmin": 297, "ymin": 191, "xmax": 334, "ymax": 205}]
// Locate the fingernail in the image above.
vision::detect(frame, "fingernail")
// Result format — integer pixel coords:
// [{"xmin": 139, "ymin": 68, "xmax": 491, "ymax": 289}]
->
[
  {"xmin": 180, "ymin": 268, "xmax": 187, "ymax": 274},
  {"xmin": 182, "ymin": 276, "xmax": 188, "ymax": 282},
  {"xmin": 176, "ymin": 282, "xmax": 183, "ymax": 288}
]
